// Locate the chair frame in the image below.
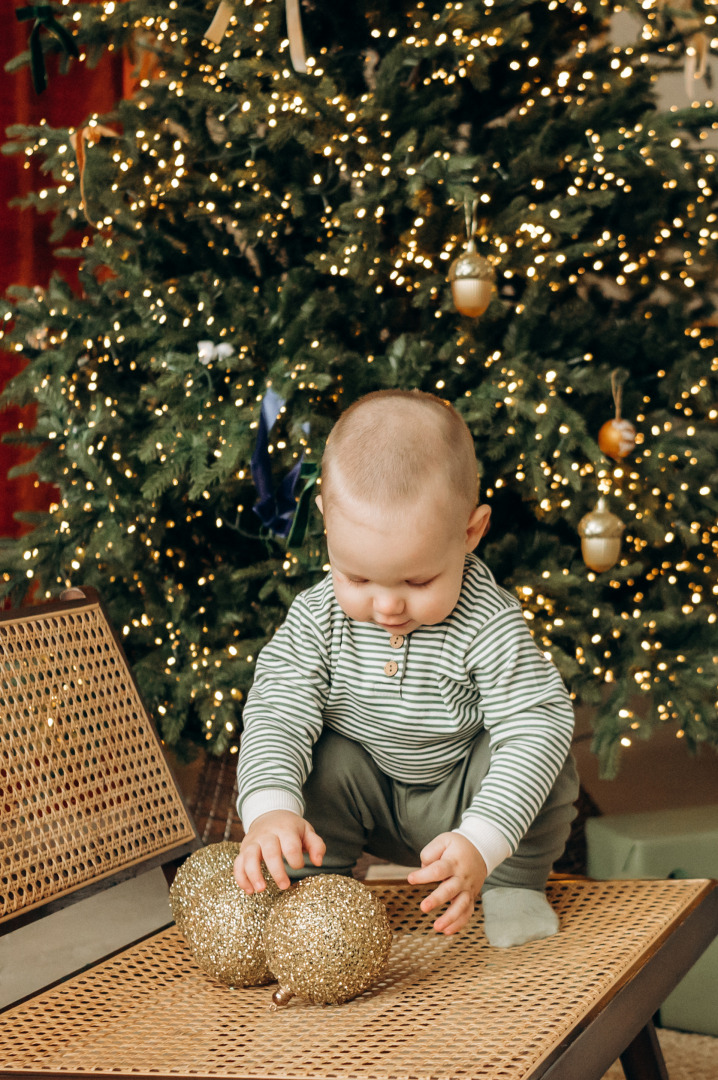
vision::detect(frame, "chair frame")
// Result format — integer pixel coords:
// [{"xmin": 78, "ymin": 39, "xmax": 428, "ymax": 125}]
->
[{"xmin": 0, "ymin": 586, "xmax": 201, "ymax": 937}]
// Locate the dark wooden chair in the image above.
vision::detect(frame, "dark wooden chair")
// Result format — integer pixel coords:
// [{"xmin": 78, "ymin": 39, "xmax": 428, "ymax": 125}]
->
[{"xmin": 1, "ymin": 588, "xmax": 716, "ymax": 1080}]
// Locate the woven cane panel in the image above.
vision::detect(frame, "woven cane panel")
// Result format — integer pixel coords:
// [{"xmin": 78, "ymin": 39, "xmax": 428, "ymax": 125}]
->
[
  {"xmin": 0, "ymin": 878, "xmax": 710, "ymax": 1079},
  {"xmin": 1, "ymin": 602, "xmax": 196, "ymax": 921}
]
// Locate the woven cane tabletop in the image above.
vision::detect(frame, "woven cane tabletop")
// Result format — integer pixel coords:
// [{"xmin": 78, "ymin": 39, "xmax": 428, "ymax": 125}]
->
[
  {"xmin": 1, "ymin": 600, "xmax": 196, "ymax": 922},
  {"xmin": 0, "ymin": 878, "xmax": 712, "ymax": 1079}
]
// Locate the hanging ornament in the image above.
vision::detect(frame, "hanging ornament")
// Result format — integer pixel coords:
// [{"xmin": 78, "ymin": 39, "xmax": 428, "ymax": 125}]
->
[
  {"xmin": 448, "ymin": 199, "xmax": 494, "ymax": 318},
  {"xmin": 265, "ymin": 875, "xmax": 393, "ymax": 1007},
  {"xmin": 597, "ymin": 369, "xmax": 636, "ymax": 461},
  {"xmin": 578, "ymin": 496, "xmax": 626, "ymax": 573},
  {"xmin": 170, "ymin": 842, "xmax": 281, "ymax": 987},
  {"xmin": 656, "ymin": 0, "xmax": 709, "ymax": 96}
]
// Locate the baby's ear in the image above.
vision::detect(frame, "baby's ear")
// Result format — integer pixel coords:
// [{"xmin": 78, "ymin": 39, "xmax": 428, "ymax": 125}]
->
[
  {"xmin": 315, "ymin": 494, "xmax": 324, "ymax": 516},
  {"xmin": 465, "ymin": 504, "xmax": 491, "ymax": 551}
]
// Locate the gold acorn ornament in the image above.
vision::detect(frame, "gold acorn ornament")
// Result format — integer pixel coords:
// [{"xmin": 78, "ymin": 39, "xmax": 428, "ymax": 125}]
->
[
  {"xmin": 265, "ymin": 875, "xmax": 393, "ymax": 1007},
  {"xmin": 170, "ymin": 842, "xmax": 281, "ymax": 987},
  {"xmin": 448, "ymin": 239, "xmax": 494, "ymax": 317},
  {"xmin": 578, "ymin": 497, "xmax": 626, "ymax": 573},
  {"xmin": 598, "ymin": 369, "xmax": 636, "ymax": 461},
  {"xmin": 448, "ymin": 198, "xmax": 495, "ymax": 317}
]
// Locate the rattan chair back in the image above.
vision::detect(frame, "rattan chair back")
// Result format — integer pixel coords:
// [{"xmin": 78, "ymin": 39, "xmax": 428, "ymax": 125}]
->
[{"xmin": 0, "ymin": 587, "xmax": 198, "ymax": 929}]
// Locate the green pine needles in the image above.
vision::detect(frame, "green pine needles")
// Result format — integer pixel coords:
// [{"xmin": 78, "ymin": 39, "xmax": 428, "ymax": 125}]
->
[{"xmin": 2, "ymin": 0, "xmax": 718, "ymax": 772}]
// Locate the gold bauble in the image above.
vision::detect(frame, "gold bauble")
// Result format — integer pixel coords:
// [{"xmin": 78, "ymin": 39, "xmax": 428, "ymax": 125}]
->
[
  {"xmin": 265, "ymin": 875, "xmax": 392, "ymax": 1007},
  {"xmin": 447, "ymin": 241, "xmax": 494, "ymax": 317},
  {"xmin": 170, "ymin": 842, "xmax": 281, "ymax": 987},
  {"xmin": 578, "ymin": 497, "xmax": 626, "ymax": 573},
  {"xmin": 170, "ymin": 841, "xmax": 238, "ymax": 933},
  {"xmin": 597, "ymin": 417, "xmax": 636, "ymax": 461}
]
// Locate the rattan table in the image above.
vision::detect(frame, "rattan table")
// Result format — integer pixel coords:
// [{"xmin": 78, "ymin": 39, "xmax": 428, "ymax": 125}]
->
[{"xmin": 1, "ymin": 589, "xmax": 717, "ymax": 1080}]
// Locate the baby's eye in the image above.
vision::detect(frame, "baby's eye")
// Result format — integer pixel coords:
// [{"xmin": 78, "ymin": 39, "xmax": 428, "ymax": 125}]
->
[
  {"xmin": 407, "ymin": 579, "xmax": 434, "ymax": 588},
  {"xmin": 346, "ymin": 577, "xmax": 368, "ymax": 585}
]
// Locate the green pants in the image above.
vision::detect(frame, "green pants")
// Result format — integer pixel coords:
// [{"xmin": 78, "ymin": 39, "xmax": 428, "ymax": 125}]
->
[{"xmin": 296, "ymin": 727, "xmax": 579, "ymax": 892}]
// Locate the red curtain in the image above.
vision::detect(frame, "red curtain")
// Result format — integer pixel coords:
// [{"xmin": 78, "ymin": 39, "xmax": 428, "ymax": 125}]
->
[{"xmin": 0, "ymin": 7, "xmax": 125, "ymax": 538}]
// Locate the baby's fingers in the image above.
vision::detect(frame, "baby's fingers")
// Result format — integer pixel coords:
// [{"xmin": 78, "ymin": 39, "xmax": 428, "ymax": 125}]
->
[
  {"xmin": 419, "ymin": 876, "xmax": 458, "ymax": 915},
  {"xmin": 419, "ymin": 834, "xmax": 450, "ymax": 866},
  {"xmin": 407, "ymin": 857, "xmax": 447, "ymax": 887},
  {"xmin": 304, "ymin": 827, "xmax": 326, "ymax": 867},
  {"xmin": 233, "ymin": 852, "xmax": 253, "ymax": 893},
  {"xmin": 251, "ymin": 835, "xmax": 292, "ymax": 891},
  {"xmin": 234, "ymin": 844, "xmax": 266, "ymax": 894},
  {"xmin": 432, "ymin": 892, "xmax": 474, "ymax": 936},
  {"xmin": 280, "ymin": 832, "xmax": 307, "ymax": 871}
]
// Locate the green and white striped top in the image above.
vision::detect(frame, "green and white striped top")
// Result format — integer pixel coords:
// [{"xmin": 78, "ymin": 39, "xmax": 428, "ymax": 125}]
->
[{"xmin": 237, "ymin": 553, "xmax": 574, "ymax": 866}]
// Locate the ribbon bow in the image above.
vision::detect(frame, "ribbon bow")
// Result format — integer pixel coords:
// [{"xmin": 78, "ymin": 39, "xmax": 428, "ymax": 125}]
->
[
  {"xmin": 205, "ymin": 0, "xmax": 307, "ymax": 73},
  {"xmin": 16, "ymin": 4, "xmax": 79, "ymax": 94},
  {"xmin": 69, "ymin": 124, "xmax": 118, "ymax": 227},
  {"xmin": 198, "ymin": 340, "xmax": 235, "ymax": 366},
  {"xmin": 250, "ymin": 389, "xmax": 318, "ymax": 545}
]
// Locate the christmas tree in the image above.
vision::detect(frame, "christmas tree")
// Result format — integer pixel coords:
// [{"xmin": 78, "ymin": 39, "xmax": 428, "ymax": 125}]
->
[{"xmin": 2, "ymin": 0, "xmax": 717, "ymax": 772}]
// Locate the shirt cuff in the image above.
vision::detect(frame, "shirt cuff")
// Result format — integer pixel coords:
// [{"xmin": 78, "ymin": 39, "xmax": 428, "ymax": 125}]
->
[
  {"xmin": 453, "ymin": 815, "xmax": 513, "ymax": 877},
  {"xmin": 239, "ymin": 789, "xmax": 304, "ymax": 833}
]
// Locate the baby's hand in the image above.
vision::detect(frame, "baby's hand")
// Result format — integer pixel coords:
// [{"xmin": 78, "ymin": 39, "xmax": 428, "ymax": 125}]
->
[
  {"xmin": 407, "ymin": 832, "xmax": 487, "ymax": 935},
  {"xmin": 233, "ymin": 810, "xmax": 325, "ymax": 893}
]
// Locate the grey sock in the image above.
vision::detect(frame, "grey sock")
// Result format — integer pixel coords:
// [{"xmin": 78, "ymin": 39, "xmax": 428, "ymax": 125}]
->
[{"xmin": 482, "ymin": 887, "xmax": 559, "ymax": 948}]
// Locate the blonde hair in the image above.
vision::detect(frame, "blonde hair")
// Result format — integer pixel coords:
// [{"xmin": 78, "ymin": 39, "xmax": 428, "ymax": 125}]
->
[{"xmin": 321, "ymin": 389, "xmax": 479, "ymax": 515}]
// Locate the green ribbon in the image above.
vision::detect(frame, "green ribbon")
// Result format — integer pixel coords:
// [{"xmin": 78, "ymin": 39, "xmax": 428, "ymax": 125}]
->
[
  {"xmin": 16, "ymin": 4, "xmax": 79, "ymax": 94},
  {"xmin": 286, "ymin": 462, "xmax": 319, "ymax": 549}
]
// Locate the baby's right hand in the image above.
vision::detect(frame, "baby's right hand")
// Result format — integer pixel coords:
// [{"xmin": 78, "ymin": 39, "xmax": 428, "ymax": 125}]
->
[{"xmin": 233, "ymin": 810, "xmax": 325, "ymax": 893}]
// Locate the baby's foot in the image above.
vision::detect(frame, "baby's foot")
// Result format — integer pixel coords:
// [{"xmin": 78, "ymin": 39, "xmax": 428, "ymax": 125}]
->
[{"xmin": 482, "ymin": 887, "xmax": 559, "ymax": 947}]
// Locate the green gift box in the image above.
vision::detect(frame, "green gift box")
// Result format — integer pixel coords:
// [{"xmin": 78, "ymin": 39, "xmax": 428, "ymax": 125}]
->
[{"xmin": 586, "ymin": 805, "xmax": 718, "ymax": 1036}]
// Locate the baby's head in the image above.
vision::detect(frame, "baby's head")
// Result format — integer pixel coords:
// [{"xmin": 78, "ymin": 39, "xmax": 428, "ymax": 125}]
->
[
  {"xmin": 320, "ymin": 389, "xmax": 478, "ymax": 522},
  {"xmin": 318, "ymin": 390, "xmax": 491, "ymax": 634}
]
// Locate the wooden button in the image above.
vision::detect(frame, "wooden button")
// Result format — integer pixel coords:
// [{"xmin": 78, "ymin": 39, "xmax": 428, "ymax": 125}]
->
[
  {"xmin": 389, "ymin": 635, "xmax": 404, "ymax": 650},
  {"xmin": 383, "ymin": 660, "xmax": 399, "ymax": 677}
]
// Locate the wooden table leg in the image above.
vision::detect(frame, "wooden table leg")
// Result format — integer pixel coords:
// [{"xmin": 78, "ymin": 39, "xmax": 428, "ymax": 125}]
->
[{"xmin": 619, "ymin": 1020, "xmax": 669, "ymax": 1080}]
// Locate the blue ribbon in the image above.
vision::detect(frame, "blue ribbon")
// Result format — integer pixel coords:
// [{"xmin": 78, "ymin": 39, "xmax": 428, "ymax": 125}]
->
[{"xmin": 251, "ymin": 390, "xmax": 316, "ymax": 543}]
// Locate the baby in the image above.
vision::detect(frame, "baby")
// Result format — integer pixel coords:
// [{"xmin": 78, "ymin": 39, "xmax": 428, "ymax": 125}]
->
[{"xmin": 234, "ymin": 389, "xmax": 578, "ymax": 945}]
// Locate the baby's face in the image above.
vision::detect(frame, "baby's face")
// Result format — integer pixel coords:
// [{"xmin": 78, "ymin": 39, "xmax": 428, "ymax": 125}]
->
[{"xmin": 324, "ymin": 493, "xmax": 484, "ymax": 636}]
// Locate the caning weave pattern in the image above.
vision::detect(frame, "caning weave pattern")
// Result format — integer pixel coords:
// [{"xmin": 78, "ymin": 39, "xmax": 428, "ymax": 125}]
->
[
  {"xmin": 1, "ymin": 600, "xmax": 196, "ymax": 921},
  {"xmin": 0, "ymin": 878, "xmax": 709, "ymax": 1079}
]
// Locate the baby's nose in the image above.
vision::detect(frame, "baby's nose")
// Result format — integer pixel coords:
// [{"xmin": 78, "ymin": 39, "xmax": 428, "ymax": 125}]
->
[{"xmin": 373, "ymin": 591, "xmax": 405, "ymax": 615}]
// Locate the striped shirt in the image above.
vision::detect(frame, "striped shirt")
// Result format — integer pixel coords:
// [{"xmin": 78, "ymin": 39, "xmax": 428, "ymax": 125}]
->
[{"xmin": 237, "ymin": 553, "xmax": 575, "ymax": 866}]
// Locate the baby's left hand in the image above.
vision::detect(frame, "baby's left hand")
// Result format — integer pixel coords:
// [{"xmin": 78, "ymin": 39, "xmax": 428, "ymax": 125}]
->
[{"xmin": 407, "ymin": 832, "xmax": 487, "ymax": 935}]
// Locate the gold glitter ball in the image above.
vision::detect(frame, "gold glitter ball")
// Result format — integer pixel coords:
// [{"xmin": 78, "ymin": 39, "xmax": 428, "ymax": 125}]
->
[
  {"xmin": 265, "ymin": 875, "xmax": 393, "ymax": 1006},
  {"xmin": 170, "ymin": 842, "xmax": 281, "ymax": 987}
]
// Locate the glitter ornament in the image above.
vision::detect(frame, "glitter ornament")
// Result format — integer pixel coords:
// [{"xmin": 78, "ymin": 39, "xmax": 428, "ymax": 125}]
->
[
  {"xmin": 578, "ymin": 497, "xmax": 626, "ymax": 573},
  {"xmin": 170, "ymin": 841, "xmax": 281, "ymax": 987},
  {"xmin": 265, "ymin": 875, "xmax": 392, "ymax": 1007},
  {"xmin": 448, "ymin": 239, "xmax": 494, "ymax": 318},
  {"xmin": 170, "ymin": 840, "xmax": 238, "ymax": 933}
]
